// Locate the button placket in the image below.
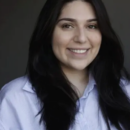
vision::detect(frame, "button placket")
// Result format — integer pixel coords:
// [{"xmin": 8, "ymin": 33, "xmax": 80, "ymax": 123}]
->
[{"xmin": 75, "ymin": 110, "xmax": 89, "ymax": 130}]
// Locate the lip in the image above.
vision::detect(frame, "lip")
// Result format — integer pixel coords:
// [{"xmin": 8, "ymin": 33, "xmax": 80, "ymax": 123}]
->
[{"xmin": 67, "ymin": 48, "xmax": 90, "ymax": 58}]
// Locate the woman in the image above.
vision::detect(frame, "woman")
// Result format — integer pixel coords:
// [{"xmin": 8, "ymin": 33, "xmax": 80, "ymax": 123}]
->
[{"xmin": 0, "ymin": 0, "xmax": 130, "ymax": 130}]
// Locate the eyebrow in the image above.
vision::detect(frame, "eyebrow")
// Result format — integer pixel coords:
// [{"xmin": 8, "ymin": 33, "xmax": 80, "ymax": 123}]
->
[{"xmin": 57, "ymin": 18, "xmax": 97, "ymax": 23}]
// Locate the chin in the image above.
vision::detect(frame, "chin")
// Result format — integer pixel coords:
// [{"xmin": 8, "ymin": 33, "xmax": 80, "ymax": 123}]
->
[{"xmin": 70, "ymin": 64, "xmax": 88, "ymax": 71}]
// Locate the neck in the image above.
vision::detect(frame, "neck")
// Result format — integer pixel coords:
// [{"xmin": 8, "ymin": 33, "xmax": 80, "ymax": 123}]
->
[{"xmin": 61, "ymin": 66, "xmax": 89, "ymax": 97}]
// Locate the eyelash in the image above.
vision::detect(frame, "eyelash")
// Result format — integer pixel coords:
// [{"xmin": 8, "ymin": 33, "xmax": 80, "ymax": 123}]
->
[
  {"xmin": 61, "ymin": 24, "xmax": 98, "ymax": 29},
  {"xmin": 88, "ymin": 25, "xmax": 98, "ymax": 29},
  {"xmin": 61, "ymin": 24, "xmax": 73, "ymax": 29}
]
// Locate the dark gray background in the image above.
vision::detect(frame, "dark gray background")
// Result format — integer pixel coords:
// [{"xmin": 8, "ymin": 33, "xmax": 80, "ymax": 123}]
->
[{"xmin": 0, "ymin": 0, "xmax": 130, "ymax": 87}]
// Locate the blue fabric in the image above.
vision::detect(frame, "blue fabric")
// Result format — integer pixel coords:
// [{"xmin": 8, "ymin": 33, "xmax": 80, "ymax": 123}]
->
[{"xmin": 0, "ymin": 75, "xmax": 129, "ymax": 130}]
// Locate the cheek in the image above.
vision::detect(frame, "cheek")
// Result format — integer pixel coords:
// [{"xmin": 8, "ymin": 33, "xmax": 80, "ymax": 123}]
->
[
  {"xmin": 52, "ymin": 29, "xmax": 72, "ymax": 52},
  {"xmin": 52, "ymin": 31, "xmax": 63, "ymax": 52},
  {"xmin": 90, "ymin": 32, "xmax": 102, "ymax": 48},
  {"xmin": 52, "ymin": 36, "xmax": 66, "ymax": 55},
  {"xmin": 88, "ymin": 32, "xmax": 102, "ymax": 59},
  {"xmin": 52, "ymin": 30, "xmax": 69, "ymax": 61}
]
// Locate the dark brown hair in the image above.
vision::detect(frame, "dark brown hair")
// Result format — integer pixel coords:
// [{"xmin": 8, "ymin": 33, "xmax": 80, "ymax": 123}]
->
[{"xmin": 26, "ymin": 0, "xmax": 130, "ymax": 130}]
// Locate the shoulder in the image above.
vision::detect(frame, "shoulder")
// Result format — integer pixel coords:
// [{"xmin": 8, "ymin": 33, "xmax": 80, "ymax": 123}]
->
[
  {"xmin": 0, "ymin": 76, "xmax": 29, "ymax": 128},
  {"xmin": 0, "ymin": 77, "xmax": 43, "ymax": 129},
  {"xmin": 1, "ymin": 76, "xmax": 27, "ymax": 93},
  {"xmin": 0, "ymin": 75, "xmax": 34, "ymax": 103}
]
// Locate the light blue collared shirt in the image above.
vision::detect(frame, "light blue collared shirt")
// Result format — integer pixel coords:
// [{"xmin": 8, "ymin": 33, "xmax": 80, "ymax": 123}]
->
[{"xmin": 0, "ymin": 75, "xmax": 130, "ymax": 130}]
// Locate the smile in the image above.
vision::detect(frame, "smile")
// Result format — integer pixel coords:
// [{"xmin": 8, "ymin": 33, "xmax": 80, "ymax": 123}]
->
[{"xmin": 68, "ymin": 49, "xmax": 88, "ymax": 54}]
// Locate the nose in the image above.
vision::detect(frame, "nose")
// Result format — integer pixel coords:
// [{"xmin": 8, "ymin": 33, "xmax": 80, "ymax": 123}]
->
[{"xmin": 73, "ymin": 28, "xmax": 87, "ymax": 44}]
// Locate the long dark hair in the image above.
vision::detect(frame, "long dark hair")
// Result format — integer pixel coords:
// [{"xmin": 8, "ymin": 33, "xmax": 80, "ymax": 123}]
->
[{"xmin": 26, "ymin": 0, "xmax": 130, "ymax": 130}]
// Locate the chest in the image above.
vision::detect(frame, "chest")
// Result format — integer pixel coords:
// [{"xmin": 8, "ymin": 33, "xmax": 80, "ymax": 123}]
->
[
  {"xmin": 69, "ymin": 88, "xmax": 118, "ymax": 130},
  {"xmin": 12, "ymin": 90, "xmax": 117, "ymax": 130}
]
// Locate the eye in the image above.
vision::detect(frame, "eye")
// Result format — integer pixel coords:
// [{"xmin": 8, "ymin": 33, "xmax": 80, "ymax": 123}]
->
[
  {"xmin": 62, "ymin": 24, "xmax": 73, "ymax": 29},
  {"xmin": 88, "ymin": 25, "xmax": 98, "ymax": 29}
]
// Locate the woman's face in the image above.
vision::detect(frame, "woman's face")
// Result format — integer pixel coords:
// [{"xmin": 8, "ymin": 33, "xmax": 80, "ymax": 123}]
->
[{"xmin": 52, "ymin": 0, "xmax": 102, "ymax": 71}]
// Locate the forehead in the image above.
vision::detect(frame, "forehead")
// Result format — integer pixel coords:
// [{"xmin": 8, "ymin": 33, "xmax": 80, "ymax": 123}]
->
[{"xmin": 59, "ymin": 1, "xmax": 96, "ymax": 20}]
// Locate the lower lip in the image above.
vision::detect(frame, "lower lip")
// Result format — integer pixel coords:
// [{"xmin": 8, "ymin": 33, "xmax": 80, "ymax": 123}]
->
[{"xmin": 67, "ymin": 49, "xmax": 89, "ymax": 58}]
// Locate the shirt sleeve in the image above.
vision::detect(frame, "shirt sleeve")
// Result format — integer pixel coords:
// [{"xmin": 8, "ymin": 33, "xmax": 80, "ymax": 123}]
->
[
  {"xmin": 0, "ymin": 84, "xmax": 17, "ymax": 130},
  {"xmin": 0, "ymin": 121, "xmax": 7, "ymax": 130},
  {"xmin": 0, "ymin": 80, "xmax": 45, "ymax": 130},
  {"xmin": 0, "ymin": 85, "xmax": 8, "ymax": 130}
]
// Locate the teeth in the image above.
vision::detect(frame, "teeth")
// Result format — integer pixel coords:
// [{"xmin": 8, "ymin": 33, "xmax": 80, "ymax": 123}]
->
[{"xmin": 70, "ymin": 49, "xmax": 87, "ymax": 53}]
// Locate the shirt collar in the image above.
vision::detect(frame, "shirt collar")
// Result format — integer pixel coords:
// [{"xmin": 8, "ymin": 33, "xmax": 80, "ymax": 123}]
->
[
  {"xmin": 22, "ymin": 74, "xmax": 96, "ymax": 95},
  {"xmin": 22, "ymin": 76, "xmax": 35, "ymax": 94}
]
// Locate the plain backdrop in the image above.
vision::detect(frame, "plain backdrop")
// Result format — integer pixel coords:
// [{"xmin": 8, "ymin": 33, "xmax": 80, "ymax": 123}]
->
[{"xmin": 0, "ymin": 0, "xmax": 130, "ymax": 87}]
